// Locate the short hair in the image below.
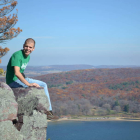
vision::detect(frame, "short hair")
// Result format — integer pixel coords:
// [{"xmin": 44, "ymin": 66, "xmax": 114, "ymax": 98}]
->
[{"xmin": 24, "ymin": 38, "xmax": 35, "ymax": 47}]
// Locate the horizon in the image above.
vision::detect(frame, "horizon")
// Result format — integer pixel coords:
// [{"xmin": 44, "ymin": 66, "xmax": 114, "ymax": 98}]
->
[{"xmin": 1, "ymin": 64, "xmax": 140, "ymax": 67}]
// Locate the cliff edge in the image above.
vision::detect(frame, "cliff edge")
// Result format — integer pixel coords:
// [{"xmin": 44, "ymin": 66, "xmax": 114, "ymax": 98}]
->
[{"xmin": 0, "ymin": 82, "xmax": 49, "ymax": 140}]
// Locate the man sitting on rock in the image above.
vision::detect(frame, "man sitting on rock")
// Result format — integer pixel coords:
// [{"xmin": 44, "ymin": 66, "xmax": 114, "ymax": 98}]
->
[{"xmin": 6, "ymin": 38, "xmax": 58, "ymax": 120}]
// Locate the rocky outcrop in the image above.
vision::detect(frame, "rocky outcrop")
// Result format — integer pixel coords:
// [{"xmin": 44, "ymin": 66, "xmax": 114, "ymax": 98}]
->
[
  {"xmin": 0, "ymin": 82, "xmax": 49, "ymax": 140},
  {"xmin": 0, "ymin": 82, "xmax": 18, "ymax": 122}
]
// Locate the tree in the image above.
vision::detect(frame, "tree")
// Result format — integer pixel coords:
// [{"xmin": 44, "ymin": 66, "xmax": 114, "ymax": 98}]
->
[
  {"xmin": 113, "ymin": 106, "xmax": 121, "ymax": 113},
  {"xmin": 102, "ymin": 103, "xmax": 111, "ymax": 110},
  {"xmin": 0, "ymin": 68, "xmax": 4, "ymax": 74},
  {"xmin": 0, "ymin": 0, "xmax": 22, "ymax": 63},
  {"xmin": 114, "ymin": 100, "xmax": 119, "ymax": 106},
  {"xmin": 124, "ymin": 104, "xmax": 129, "ymax": 113},
  {"xmin": 0, "ymin": 46, "xmax": 9, "ymax": 63}
]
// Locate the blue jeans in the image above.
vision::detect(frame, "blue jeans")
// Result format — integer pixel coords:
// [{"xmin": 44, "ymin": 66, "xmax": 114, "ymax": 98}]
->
[{"xmin": 8, "ymin": 77, "xmax": 52, "ymax": 111}]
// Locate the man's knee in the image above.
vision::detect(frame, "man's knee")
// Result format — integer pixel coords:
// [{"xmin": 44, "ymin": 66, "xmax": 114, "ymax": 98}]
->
[
  {"xmin": 26, "ymin": 78, "xmax": 48, "ymax": 88},
  {"xmin": 36, "ymin": 80, "xmax": 47, "ymax": 88}
]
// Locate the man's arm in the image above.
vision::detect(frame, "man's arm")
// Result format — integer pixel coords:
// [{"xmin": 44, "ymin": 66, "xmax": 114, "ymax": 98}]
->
[{"xmin": 14, "ymin": 66, "xmax": 40, "ymax": 87}]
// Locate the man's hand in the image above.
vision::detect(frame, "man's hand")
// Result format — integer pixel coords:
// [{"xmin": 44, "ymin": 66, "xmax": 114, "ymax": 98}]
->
[{"xmin": 28, "ymin": 83, "xmax": 40, "ymax": 87}]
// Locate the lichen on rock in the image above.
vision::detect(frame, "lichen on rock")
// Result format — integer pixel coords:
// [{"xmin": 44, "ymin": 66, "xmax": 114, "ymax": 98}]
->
[
  {"xmin": 0, "ymin": 121, "xmax": 23, "ymax": 140},
  {"xmin": 12, "ymin": 87, "xmax": 50, "ymax": 114},
  {"xmin": 0, "ymin": 82, "xmax": 49, "ymax": 140},
  {"xmin": 0, "ymin": 82, "xmax": 18, "ymax": 122},
  {"xmin": 20, "ymin": 110, "xmax": 47, "ymax": 140}
]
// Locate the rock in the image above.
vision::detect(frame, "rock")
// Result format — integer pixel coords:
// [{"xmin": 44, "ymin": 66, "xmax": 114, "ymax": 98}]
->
[
  {"xmin": 0, "ymin": 82, "xmax": 49, "ymax": 140},
  {"xmin": 12, "ymin": 87, "xmax": 50, "ymax": 115},
  {"xmin": 20, "ymin": 110, "xmax": 47, "ymax": 140},
  {"xmin": 12, "ymin": 87, "xmax": 48, "ymax": 138},
  {"xmin": 0, "ymin": 121, "xmax": 23, "ymax": 140},
  {"xmin": 0, "ymin": 82, "xmax": 18, "ymax": 122}
]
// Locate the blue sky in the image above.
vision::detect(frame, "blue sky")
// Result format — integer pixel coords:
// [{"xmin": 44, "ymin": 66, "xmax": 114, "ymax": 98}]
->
[{"xmin": 1, "ymin": 0, "xmax": 140, "ymax": 66}]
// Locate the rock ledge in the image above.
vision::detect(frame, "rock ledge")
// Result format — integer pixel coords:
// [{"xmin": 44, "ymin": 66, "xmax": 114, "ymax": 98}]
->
[{"xmin": 0, "ymin": 82, "xmax": 48, "ymax": 140}]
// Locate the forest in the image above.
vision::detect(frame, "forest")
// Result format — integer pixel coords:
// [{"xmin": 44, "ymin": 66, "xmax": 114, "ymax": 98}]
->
[
  {"xmin": 34, "ymin": 68, "xmax": 140, "ymax": 117},
  {"xmin": 1, "ymin": 68, "xmax": 140, "ymax": 117}
]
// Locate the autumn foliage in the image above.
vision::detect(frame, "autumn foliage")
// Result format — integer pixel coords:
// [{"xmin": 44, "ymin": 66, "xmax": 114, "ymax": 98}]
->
[
  {"xmin": 0, "ymin": 46, "xmax": 9, "ymax": 63},
  {"xmin": 0, "ymin": 0, "xmax": 22, "ymax": 63},
  {"xmin": 34, "ymin": 68, "xmax": 140, "ymax": 116}
]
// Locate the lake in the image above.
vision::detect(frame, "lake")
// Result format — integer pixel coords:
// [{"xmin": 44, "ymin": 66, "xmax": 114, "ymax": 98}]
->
[{"xmin": 47, "ymin": 120, "xmax": 140, "ymax": 140}]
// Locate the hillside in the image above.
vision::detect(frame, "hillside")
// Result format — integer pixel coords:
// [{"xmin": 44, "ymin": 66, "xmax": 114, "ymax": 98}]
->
[
  {"xmin": 1, "ymin": 68, "xmax": 140, "ymax": 117},
  {"xmin": 1, "ymin": 65, "xmax": 140, "ymax": 77},
  {"xmin": 34, "ymin": 68, "xmax": 140, "ymax": 117}
]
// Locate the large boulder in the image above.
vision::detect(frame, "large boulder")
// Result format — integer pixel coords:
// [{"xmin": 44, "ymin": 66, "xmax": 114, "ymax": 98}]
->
[
  {"xmin": 20, "ymin": 111, "xmax": 47, "ymax": 140},
  {"xmin": 12, "ymin": 87, "xmax": 48, "ymax": 139},
  {"xmin": 12, "ymin": 87, "xmax": 50, "ymax": 115},
  {"xmin": 0, "ymin": 121, "xmax": 23, "ymax": 140},
  {"xmin": 0, "ymin": 82, "xmax": 49, "ymax": 140},
  {"xmin": 0, "ymin": 82, "xmax": 18, "ymax": 122}
]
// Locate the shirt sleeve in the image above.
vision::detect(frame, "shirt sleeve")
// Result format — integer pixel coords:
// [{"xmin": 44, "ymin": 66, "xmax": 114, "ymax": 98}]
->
[{"xmin": 11, "ymin": 53, "xmax": 21, "ymax": 67}]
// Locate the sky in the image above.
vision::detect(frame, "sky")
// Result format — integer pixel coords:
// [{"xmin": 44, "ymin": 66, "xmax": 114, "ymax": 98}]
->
[{"xmin": 1, "ymin": 0, "xmax": 140, "ymax": 66}]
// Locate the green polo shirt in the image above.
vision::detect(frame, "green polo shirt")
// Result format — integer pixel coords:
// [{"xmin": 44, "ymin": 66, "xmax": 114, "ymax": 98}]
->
[{"xmin": 6, "ymin": 50, "xmax": 30, "ymax": 85}]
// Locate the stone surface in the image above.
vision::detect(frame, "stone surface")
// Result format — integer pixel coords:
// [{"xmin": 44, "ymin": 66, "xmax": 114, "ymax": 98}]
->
[
  {"xmin": 12, "ymin": 87, "xmax": 50, "ymax": 114},
  {"xmin": 12, "ymin": 87, "xmax": 48, "ymax": 139},
  {"xmin": 0, "ymin": 121, "xmax": 23, "ymax": 140},
  {"xmin": 0, "ymin": 82, "xmax": 18, "ymax": 122},
  {"xmin": 0, "ymin": 82, "xmax": 49, "ymax": 140},
  {"xmin": 20, "ymin": 110, "xmax": 47, "ymax": 140}
]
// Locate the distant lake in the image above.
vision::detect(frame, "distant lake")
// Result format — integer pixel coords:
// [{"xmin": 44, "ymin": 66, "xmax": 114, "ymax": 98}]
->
[{"xmin": 47, "ymin": 121, "xmax": 140, "ymax": 140}]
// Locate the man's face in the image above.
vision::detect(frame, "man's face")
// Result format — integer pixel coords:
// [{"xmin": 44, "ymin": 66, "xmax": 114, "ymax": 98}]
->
[{"xmin": 23, "ymin": 42, "xmax": 35, "ymax": 56}]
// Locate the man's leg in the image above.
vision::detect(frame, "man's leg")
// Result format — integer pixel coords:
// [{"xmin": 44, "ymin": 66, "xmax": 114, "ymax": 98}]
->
[
  {"xmin": 26, "ymin": 78, "xmax": 52, "ymax": 111},
  {"xmin": 9, "ymin": 77, "xmax": 52, "ymax": 111},
  {"xmin": 8, "ymin": 81, "xmax": 23, "ymax": 88}
]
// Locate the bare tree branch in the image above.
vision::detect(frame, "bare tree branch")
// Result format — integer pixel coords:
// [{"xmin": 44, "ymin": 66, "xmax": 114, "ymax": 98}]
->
[{"xmin": 0, "ymin": 0, "xmax": 14, "ymax": 6}]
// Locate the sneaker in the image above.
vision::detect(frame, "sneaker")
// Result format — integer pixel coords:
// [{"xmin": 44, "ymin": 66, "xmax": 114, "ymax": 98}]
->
[{"xmin": 46, "ymin": 111, "xmax": 59, "ymax": 120}]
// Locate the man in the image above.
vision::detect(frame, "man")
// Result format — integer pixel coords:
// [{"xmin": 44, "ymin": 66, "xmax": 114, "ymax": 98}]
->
[{"xmin": 6, "ymin": 38, "xmax": 58, "ymax": 120}]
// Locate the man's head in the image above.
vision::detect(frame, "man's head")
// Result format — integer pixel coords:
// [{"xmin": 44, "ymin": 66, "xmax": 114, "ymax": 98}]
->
[{"xmin": 23, "ymin": 38, "xmax": 35, "ymax": 56}]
